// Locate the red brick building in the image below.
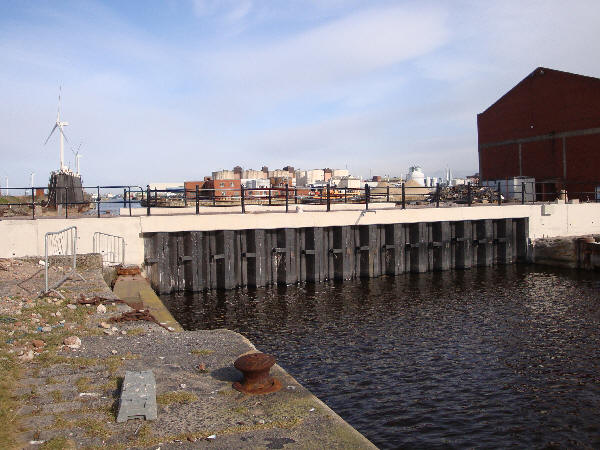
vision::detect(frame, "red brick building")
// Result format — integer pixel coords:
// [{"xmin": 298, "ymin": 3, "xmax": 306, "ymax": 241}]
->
[
  {"xmin": 184, "ymin": 181, "xmax": 206, "ymax": 199},
  {"xmin": 204, "ymin": 179, "xmax": 241, "ymax": 199},
  {"xmin": 478, "ymin": 67, "xmax": 600, "ymax": 200}
]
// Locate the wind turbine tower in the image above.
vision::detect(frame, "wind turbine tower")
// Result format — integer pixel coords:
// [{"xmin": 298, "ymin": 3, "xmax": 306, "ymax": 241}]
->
[
  {"xmin": 72, "ymin": 143, "xmax": 83, "ymax": 176},
  {"xmin": 44, "ymin": 87, "xmax": 70, "ymax": 172}
]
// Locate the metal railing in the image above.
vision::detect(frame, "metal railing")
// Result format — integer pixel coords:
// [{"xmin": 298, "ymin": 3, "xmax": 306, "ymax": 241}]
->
[
  {"xmin": 43, "ymin": 226, "xmax": 85, "ymax": 296},
  {"xmin": 1, "ymin": 179, "xmax": 599, "ymax": 220},
  {"xmin": 93, "ymin": 232, "xmax": 125, "ymax": 266}
]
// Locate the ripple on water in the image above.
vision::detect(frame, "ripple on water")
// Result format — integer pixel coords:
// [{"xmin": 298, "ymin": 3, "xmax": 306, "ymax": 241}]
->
[{"xmin": 161, "ymin": 265, "xmax": 600, "ymax": 449}]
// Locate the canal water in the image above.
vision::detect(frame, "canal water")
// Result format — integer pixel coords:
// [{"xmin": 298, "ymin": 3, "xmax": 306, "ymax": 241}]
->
[{"xmin": 160, "ymin": 266, "xmax": 600, "ymax": 449}]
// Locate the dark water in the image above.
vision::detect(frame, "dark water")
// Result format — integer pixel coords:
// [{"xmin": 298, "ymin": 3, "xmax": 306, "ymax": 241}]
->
[{"xmin": 160, "ymin": 266, "xmax": 600, "ymax": 449}]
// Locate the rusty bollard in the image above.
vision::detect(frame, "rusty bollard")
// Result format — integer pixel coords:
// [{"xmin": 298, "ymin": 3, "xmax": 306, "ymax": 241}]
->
[{"xmin": 233, "ymin": 352, "xmax": 282, "ymax": 395}]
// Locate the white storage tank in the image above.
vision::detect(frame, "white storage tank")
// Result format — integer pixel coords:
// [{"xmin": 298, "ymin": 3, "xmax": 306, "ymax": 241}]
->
[{"xmin": 407, "ymin": 166, "xmax": 425, "ymax": 186}]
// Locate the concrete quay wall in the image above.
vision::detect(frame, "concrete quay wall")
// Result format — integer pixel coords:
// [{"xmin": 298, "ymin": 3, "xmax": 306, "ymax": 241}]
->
[{"xmin": 1, "ymin": 203, "xmax": 599, "ymax": 266}]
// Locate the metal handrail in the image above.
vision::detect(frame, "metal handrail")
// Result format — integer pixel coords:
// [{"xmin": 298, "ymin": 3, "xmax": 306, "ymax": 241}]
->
[
  {"xmin": 2, "ymin": 179, "xmax": 599, "ymax": 220},
  {"xmin": 93, "ymin": 231, "xmax": 125, "ymax": 265},
  {"xmin": 44, "ymin": 226, "xmax": 81, "ymax": 295}
]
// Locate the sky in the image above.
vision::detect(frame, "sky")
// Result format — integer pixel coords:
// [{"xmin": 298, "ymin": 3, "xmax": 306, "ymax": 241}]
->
[{"xmin": 1, "ymin": 0, "xmax": 600, "ymax": 188}]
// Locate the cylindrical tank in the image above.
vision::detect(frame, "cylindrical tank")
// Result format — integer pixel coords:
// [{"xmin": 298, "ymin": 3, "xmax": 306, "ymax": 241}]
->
[{"xmin": 407, "ymin": 166, "xmax": 425, "ymax": 186}]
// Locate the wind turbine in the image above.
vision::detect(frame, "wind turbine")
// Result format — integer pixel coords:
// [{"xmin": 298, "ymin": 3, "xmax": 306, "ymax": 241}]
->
[
  {"xmin": 71, "ymin": 142, "xmax": 83, "ymax": 176},
  {"xmin": 44, "ymin": 86, "xmax": 70, "ymax": 172}
]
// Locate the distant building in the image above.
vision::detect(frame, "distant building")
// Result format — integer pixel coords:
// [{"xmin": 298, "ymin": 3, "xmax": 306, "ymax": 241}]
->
[
  {"xmin": 337, "ymin": 177, "xmax": 362, "ymax": 189},
  {"xmin": 268, "ymin": 169, "xmax": 292, "ymax": 178},
  {"xmin": 212, "ymin": 170, "xmax": 236, "ymax": 180},
  {"xmin": 184, "ymin": 180, "xmax": 207, "ymax": 199},
  {"xmin": 296, "ymin": 169, "xmax": 325, "ymax": 186},
  {"xmin": 203, "ymin": 179, "xmax": 240, "ymax": 199},
  {"xmin": 242, "ymin": 178, "xmax": 270, "ymax": 197},
  {"xmin": 233, "ymin": 166, "xmax": 243, "ymax": 179},
  {"xmin": 148, "ymin": 182, "xmax": 184, "ymax": 196},
  {"xmin": 243, "ymin": 169, "xmax": 267, "ymax": 179},
  {"xmin": 332, "ymin": 169, "xmax": 349, "ymax": 178}
]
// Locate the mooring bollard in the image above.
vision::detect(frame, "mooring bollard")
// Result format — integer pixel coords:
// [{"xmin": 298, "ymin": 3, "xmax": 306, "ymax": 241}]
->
[{"xmin": 232, "ymin": 352, "xmax": 281, "ymax": 395}]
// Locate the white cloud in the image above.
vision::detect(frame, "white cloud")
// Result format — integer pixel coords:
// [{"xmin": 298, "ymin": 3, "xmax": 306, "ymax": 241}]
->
[{"xmin": 205, "ymin": 5, "xmax": 449, "ymax": 93}]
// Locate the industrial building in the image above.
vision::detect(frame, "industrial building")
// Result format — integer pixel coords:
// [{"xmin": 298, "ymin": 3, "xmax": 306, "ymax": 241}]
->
[{"xmin": 478, "ymin": 67, "xmax": 600, "ymax": 200}]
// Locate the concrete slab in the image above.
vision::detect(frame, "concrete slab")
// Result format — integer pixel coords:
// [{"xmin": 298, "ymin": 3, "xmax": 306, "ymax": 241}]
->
[{"xmin": 113, "ymin": 273, "xmax": 183, "ymax": 331}]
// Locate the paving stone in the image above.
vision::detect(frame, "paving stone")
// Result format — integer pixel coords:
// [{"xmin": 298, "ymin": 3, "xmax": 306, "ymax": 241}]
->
[
  {"xmin": 17, "ymin": 404, "xmax": 39, "ymax": 416},
  {"xmin": 41, "ymin": 401, "xmax": 84, "ymax": 414},
  {"xmin": 19, "ymin": 414, "xmax": 56, "ymax": 430},
  {"xmin": 117, "ymin": 370, "xmax": 157, "ymax": 423}
]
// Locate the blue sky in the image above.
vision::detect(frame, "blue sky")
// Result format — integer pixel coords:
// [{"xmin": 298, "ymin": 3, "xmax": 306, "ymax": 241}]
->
[{"xmin": 2, "ymin": 0, "xmax": 600, "ymax": 188}]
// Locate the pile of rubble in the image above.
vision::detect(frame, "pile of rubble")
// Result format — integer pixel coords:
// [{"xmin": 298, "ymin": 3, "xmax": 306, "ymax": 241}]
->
[{"xmin": 427, "ymin": 185, "xmax": 501, "ymax": 204}]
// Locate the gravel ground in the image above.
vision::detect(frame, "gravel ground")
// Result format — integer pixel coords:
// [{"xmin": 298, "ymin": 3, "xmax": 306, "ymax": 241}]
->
[{"xmin": 1, "ymin": 256, "xmax": 374, "ymax": 449}]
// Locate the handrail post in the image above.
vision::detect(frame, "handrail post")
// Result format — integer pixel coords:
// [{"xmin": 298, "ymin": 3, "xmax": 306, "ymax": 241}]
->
[
  {"xmin": 65, "ymin": 187, "xmax": 68, "ymax": 219},
  {"xmin": 31, "ymin": 187, "xmax": 35, "ymax": 220},
  {"xmin": 285, "ymin": 184, "xmax": 289, "ymax": 213},
  {"xmin": 123, "ymin": 188, "xmax": 127, "ymax": 207},
  {"xmin": 401, "ymin": 182, "xmax": 406, "ymax": 209},
  {"xmin": 386, "ymin": 185, "xmax": 390, "ymax": 203},
  {"xmin": 195, "ymin": 185, "xmax": 200, "ymax": 214},
  {"xmin": 294, "ymin": 187, "xmax": 298, "ymax": 204},
  {"xmin": 467, "ymin": 182, "xmax": 472, "ymax": 207},
  {"xmin": 154, "ymin": 188, "xmax": 158, "ymax": 207},
  {"xmin": 268, "ymin": 188, "xmax": 272, "ymax": 206},
  {"xmin": 497, "ymin": 182, "xmax": 502, "ymax": 206},
  {"xmin": 436, "ymin": 183, "xmax": 440, "ymax": 208},
  {"xmin": 326, "ymin": 183, "xmax": 331, "ymax": 212},
  {"xmin": 128, "ymin": 187, "xmax": 132, "ymax": 216},
  {"xmin": 241, "ymin": 185, "xmax": 246, "ymax": 213},
  {"xmin": 97, "ymin": 186, "xmax": 101, "ymax": 218},
  {"xmin": 184, "ymin": 189, "xmax": 187, "ymax": 208},
  {"xmin": 146, "ymin": 185, "xmax": 151, "ymax": 216},
  {"xmin": 213, "ymin": 188, "xmax": 216, "ymax": 206},
  {"xmin": 344, "ymin": 187, "xmax": 347, "ymax": 203},
  {"xmin": 365, "ymin": 183, "xmax": 370, "ymax": 210},
  {"xmin": 521, "ymin": 182, "xmax": 525, "ymax": 204}
]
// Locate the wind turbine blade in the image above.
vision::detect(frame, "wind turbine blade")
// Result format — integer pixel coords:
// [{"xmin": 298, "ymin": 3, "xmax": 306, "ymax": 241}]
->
[
  {"xmin": 44, "ymin": 123, "xmax": 58, "ymax": 145},
  {"xmin": 59, "ymin": 127, "xmax": 70, "ymax": 144}
]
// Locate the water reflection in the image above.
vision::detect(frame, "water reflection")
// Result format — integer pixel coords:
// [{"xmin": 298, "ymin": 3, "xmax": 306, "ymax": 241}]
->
[{"xmin": 161, "ymin": 265, "xmax": 600, "ymax": 449}]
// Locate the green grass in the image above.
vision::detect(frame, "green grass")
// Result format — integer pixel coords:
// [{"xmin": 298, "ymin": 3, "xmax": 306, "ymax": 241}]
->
[
  {"xmin": 50, "ymin": 390, "xmax": 63, "ymax": 402},
  {"xmin": 0, "ymin": 350, "xmax": 22, "ymax": 449},
  {"xmin": 0, "ymin": 196, "xmax": 21, "ymax": 205},
  {"xmin": 75, "ymin": 418, "xmax": 111, "ymax": 438},
  {"xmin": 156, "ymin": 390, "xmax": 198, "ymax": 406},
  {"xmin": 40, "ymin": 436, "xmax": 76, "ymax": 450},
  {"xmin": 190, "ymin": 349, "xmax": 214, "ymax": 356},
  {"xmin": 75, "ymin": 376, "xmax": 92, "ymax": 393}
]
